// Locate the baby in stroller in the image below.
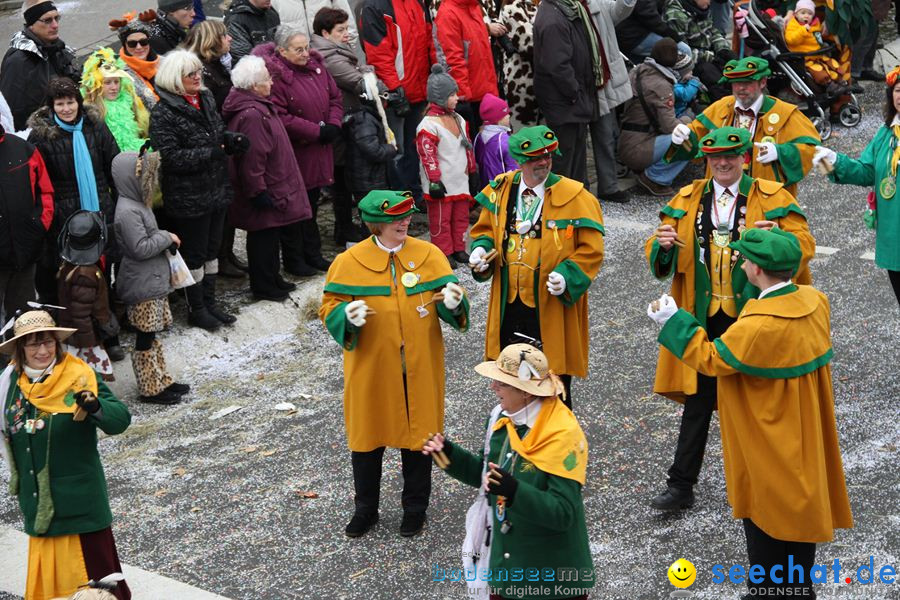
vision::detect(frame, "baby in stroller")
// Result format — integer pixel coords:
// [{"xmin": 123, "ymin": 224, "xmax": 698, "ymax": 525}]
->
[{"xmin": 783, "ymin": 0, "xmax": 851, "ymax": 96}]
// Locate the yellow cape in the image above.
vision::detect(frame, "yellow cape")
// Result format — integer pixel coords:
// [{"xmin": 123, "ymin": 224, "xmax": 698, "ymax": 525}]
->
[{"xmin": 494, "ymin": 397, "xmax": 588, "ymax": 485}]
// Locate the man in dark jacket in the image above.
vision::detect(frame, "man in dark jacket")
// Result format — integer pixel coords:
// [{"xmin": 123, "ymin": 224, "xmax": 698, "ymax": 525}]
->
[
  {"xmin": 149, "ymin": 0, "xmax": 195, "ymax": 56},
  {"xmin": 615, "ymin": 0, "xmax": 690, "ymax": 62},
  {"xmin": 225, "ymin": 0, "xmax": 281, "ymax": 62},
  {"xmin": 0, "ymin": 124, "xmax": 54, "ymax": 333},
  {"xmin": 533, "ymin": 0, "xmax": 604, "ymax": 186},
  {"xmin": 0, "ymin": 0, "xmax": 78, "ymax": 131}
]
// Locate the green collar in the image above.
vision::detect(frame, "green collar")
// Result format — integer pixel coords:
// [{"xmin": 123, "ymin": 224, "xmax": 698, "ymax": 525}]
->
[
  {"xmin": 511, "ymin": 171, "xmax": 561, "ymax": 188},
  {"xmin": 760, "ymin": 283, "xmax": 798, "ymax": 299},
  {"xmin": 759, "ymin": 95, "xmax": 776, "ymax": 115}
]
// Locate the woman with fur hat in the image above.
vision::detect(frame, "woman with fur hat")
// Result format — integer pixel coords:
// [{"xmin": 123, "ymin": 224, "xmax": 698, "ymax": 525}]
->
[
  {"xmin": 80, "ymin": 48, "xmax": 150, "ymax": 153},
  {"xmin": 0, "ymin": 310, "xmax": 132, "ymax": 600},
  {"xmin": 109, "ymin": 14, "xmax": 159, "ymax": 109},
  {"xmin": 423, "ymin": 343, "xmax": 594, "ymax": 600},
  {"xmin": 415, "ymin": 64, "xmax": 477, "ymax": 267}
]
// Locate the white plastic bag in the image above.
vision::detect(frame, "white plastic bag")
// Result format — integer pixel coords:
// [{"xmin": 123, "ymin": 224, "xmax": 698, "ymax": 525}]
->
[{"xmin": 168, "ymin": 250, "xmax": 195, "ymax": 290}]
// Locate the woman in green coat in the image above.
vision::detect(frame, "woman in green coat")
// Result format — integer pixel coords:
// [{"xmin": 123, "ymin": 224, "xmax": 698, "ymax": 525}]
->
[
  {"xmin": 423, "ymin": 344, "xmax": 593, "ymax": 600},
  {"xmin": 813, "ymin": 67, "xmax": 900, "ymax": 307},
  {"xmin": 0, "ymin": 311, "xmax": 131, "ymax": 600}
]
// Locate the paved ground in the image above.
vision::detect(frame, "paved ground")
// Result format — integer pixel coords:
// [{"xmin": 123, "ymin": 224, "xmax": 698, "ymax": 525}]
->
[{"xmin": 0, "ymin": 3, "xmax": 899, "ymax": 600}]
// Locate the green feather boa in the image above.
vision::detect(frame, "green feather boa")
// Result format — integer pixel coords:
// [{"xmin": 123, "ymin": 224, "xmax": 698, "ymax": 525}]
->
[{"xmin": 103, "ymin": 92, "xmax": 147, "ymax": 152}]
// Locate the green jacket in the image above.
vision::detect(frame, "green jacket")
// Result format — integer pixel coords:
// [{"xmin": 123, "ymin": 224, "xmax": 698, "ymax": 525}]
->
[
  {"xmin": 3, "ymin": 370, "xmax": 131, "ymax": 537},
  {"xmin": 444, "ymin": 420, "xmax": 594, "ymax": 600},
  {"xmin": 830, "ymin": 125, "xmax": 900, "ymax": 271}
]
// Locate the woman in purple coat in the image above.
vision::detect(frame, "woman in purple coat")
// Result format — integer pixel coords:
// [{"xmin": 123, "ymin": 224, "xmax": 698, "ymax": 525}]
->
[
  {"xmin": 253, "ymin": 25, "xmax": 343, "ymax": 275},
  {"xmin": 222, "ymin": 55, "xmax": 312, "ymax": 301},
  {"xmin": 473, "ymin": 93, "xmax": 518, "ymax": 188}
]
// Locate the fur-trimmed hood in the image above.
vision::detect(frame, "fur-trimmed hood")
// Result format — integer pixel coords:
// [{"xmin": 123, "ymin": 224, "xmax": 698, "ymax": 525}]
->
[
  {"xmin": 27, "ymin": 105, "xmax": 105, "ymax": 141},
  {"xmin": 251, "ymin": 42, "xmax": 328, "ymax": 85}
]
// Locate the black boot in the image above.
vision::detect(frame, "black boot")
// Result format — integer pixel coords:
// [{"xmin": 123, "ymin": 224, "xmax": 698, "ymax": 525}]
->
[
  {"xmin": 202, "ymin": 274, "xmax": 236, "ymax": 325},
  {"xmin": 185, "ymin": 283, "xmax": 221, "ymax": 331}
]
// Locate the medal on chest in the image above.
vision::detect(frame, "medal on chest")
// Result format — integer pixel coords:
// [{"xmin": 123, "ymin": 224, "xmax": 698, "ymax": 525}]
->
[{"xmin": 879, "ymin": 177, "xmax": 896, "ymax": 200}]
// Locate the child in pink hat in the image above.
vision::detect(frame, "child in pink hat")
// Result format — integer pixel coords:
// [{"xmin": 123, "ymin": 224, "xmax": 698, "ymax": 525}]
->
[{"xmin": 473, "ymin": 93, "xmax": 517, "ymax": 189}]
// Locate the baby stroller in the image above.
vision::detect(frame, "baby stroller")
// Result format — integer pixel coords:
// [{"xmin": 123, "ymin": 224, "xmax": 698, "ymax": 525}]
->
[{"xmin": 736, "ymin": 0, "xmax": 861, "ymax": 141}]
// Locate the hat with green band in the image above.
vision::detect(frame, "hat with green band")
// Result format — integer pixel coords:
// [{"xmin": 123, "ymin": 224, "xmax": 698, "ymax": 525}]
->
[
  {"xmin": 358, "ymin": 190, "xmax": 419, "ymax": 223},
  {"xmin": 718, "ymin": 56, "xmax": 771, "ymax": 83},
  {"xmin": 508, "ymin": 125, "xmax": 561, "ymax": 165},
  {"xmin": 699, "ymin": 126, "xmax": 753, "ymax": 157},
  {"xmin": 730, "ymin": 227, "xmax": 802, "ymax": 272}
]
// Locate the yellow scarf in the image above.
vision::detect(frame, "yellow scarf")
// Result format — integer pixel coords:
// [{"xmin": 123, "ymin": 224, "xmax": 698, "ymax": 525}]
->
[
  {"xmin": 891, "ymin": 126, "xmax": 900, "ymax": 177},
  {"xmin": 16, "ymin": 354, "xmax": 98, "ymax": 414},
  {"xmin": 493, "ymin": 397, "xmax": 588, "ymax": 485}
]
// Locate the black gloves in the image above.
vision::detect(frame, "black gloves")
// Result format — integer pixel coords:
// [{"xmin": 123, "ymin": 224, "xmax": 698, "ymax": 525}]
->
[
  {"xmin": 73, "ymin": 390, "xmax": 100, "ymax": 414},
  {"xmin": 487, "ymin": 465, "xmax": 518, "ymax": 503},
  {"xmin": 318, "ymin": 123, "xmax": 343, "ymax": 144},
  {"xmin": 429, "ymin": 181, "xmax": 447, "ymax": 200},
  {"xmin": 251, "ymin": 191, "xmax": 274, "ymax": 209},
  {"xmin": 224, "ymin": 131, "xmax": 251, "ymax": 155},
  {"xmin": 386, "ymin": 86, "xmax": 411, "ymax": 117},
  {"xmin": 716, "ymin": 48, "xmax": 738, "ymax": 63},
  {"xmin": 496, "ymin": 34, "xmax": 516, "ymax": 56}
]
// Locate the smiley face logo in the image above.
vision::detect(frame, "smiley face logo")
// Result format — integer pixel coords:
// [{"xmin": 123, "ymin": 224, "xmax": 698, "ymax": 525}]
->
[{"xmin": 667, "ymin": 559, "xmax": 696, "ymax": 588}]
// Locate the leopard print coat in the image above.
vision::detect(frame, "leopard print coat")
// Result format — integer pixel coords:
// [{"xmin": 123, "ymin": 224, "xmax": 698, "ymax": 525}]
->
[{"xmin": 500, "ymin": 0, "xmax": 541, "ymax": 128}]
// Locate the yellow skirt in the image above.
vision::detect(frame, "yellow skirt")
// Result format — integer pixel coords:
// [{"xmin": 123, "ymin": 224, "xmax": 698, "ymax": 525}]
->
[{"xmin": 27, "ymin": 533, "xmax": 89, "ymax": 600}]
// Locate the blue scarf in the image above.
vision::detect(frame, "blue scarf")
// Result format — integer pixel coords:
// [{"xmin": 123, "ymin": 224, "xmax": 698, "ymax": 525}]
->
[{"xmin": 53, "ymin": 115, "xmax": 100, "ymax": 212}]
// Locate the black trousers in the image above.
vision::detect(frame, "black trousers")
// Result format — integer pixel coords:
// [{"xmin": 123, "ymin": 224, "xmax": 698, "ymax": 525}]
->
[
  {"xmin": 168, "ymin": 208, "xmax": 226, "ymax": 271},
  {"xmin": 350, "ymin": 447, "xmax": 432, "ymax": 515},
  {"xmin": 545, "ymin": 121, "xmax": 587, "ymax": 187},
  {"xmin": 280, "ymin": 187, "xmax": 323, "ymax": 269},
  {"xmin": 499, "ymin": 299, "xmax": 574, "ymax": 407},
  {"xmin": 246, "ymin": 226, "xmax": 281, "ymax": 296},
  {"xmin": 889, "ymin": 270, "xmax": 900, "ymax": 308},
  {"xmin": 743, "ymin": 519, "xmax": 817, "ymax": 598},
  {"xmin": 666, "ymin": 310, "xmax": 735, "ymax": 491}
]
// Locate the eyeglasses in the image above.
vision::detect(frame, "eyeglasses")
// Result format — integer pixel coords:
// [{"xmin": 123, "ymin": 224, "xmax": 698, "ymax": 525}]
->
[
  {"xmin": 287, "ymin": 45, "xmax": 310, "ymax": 54},
  {"xmin": 126, "ymin": 38, "xmax": 150, "ymax": 48},
  {"xmin": 37, "ymin": 14, "xmax": 61, "ymax": 25},
  {"xmin": 24, "ymin": 339, "xmax": 56, "ymax": 351},
  {"xmin": 185, "ymin": 69, "xmax": 203, "ymax": 79}
]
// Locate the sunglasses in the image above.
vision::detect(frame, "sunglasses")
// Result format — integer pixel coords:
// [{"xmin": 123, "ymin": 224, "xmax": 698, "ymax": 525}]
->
[{"xmin": 126, "ymin": 38, "xmax": 150, "ymax": 48}]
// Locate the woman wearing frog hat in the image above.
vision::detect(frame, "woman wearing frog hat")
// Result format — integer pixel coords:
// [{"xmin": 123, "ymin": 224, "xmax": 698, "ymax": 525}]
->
[
  {"xmin": 0, "ymin": 311, "xmax": 131, "ymax": 600},
  {"xmin": 813, "ymin": 66, "xmax": 900, "ymax": 308},
  {"xmin": 423, "ymin": 344, "xmax": 593, "ymax": 600},
  {"xmin": 319, "ymin": 190, "xmax": 470, "ymax": 539}
]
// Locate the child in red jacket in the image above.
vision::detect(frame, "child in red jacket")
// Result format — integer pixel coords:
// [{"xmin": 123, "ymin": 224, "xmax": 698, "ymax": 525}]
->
[{"xmin": 415, "ymin": 64, "xmax": 477, "ymax": 268}]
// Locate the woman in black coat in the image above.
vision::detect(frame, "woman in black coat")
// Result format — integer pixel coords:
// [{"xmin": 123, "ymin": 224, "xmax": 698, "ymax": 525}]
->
[
  {"xmin": 27, "ymin": 78, "xmax": 120, "ymax": 304},
  {"xmin": 149, "ymin": 48, "xmax": 245, "ymax": 331}
]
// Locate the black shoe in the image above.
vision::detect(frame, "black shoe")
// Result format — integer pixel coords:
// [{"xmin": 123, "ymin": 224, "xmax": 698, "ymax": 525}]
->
[
  {"xmin": 345, "ymin": 512, "xmax": 379, "ymax": 538},
  {"xmin": 105, "ymin": 344, "xmax": 126, "ymax": 362},
  {"xmin": 139, "ymin": 390, "xmax": 182, "ymax": 405},
  {"xmin": 228, "ymin": 251, "xmax": 248, "ymax": 271},
  {"xmin": 636, "ymin": 172, "xmax": 675, "ymax": 197},
  {"xmin": 452, "ymin": 251, "xmax": 469, "ymax": 264},
  {"xmin": 285, "ymin": 264, "xmax": 317, "ymax": 277},
  {"xmin": 275, "ymin": 276, "xmax": 297, "ymax": 292},
  {"xmin": 202, "ymin": 275, "xmax": 237, "ymax": 325},
  {"xmin": 217, "ymin": 257, "xmax": 246, "ymax": 279},
  {"xmin": 309, "ymin": 256, "xmax": 332, "ymax": 272},
  {"xmin": 400, "ymin": 512, "xmax": 426, "ymax": 537},
  {"xmin": 603, "ymin": 190, "xmax": 630, "ymax": 203},
  {"xmin": 848, "ymin": 79, "xmax": 864, "ymax": 93},
  {"xmin": 188, "ymin": 308, "xmax": 221, "ymax": 331},
  {"xmin": 446, "ymin": 254, "xmax": 458, "ymax": 269},
  {"xmin": 253, "ymin": 289, "xmax": 290, "ymax": 302},
  {"xmin": 859, "ymin": 68, "xmax": 885, "ymax": 81},
  {"xmin": 165, "ymin": 382, "xmax": 190, "ymax": 395},
  {"xmin": 650, "ymin": 487, "xmax": 695, "ymax": 510}
]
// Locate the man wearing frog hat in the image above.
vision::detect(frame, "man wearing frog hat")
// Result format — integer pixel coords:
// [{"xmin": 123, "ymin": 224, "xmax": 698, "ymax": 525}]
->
[
  {"xmin": 319, "ymin": 190, "xmax": 470, "ymax": 539},
  {"xmin": 666, "ymin": 57, "xmax": 821, "ymax": 198},
  {"xmin": 647, "ymin": 227, "xmax": 852, "ymax": 598},
  {"xmin": 468, "ymin": 125, "xmax": 605, "ymax": 408},
  {"xmin": 645, "ymin": 127, "xmax": 816, "ymax": 512}
]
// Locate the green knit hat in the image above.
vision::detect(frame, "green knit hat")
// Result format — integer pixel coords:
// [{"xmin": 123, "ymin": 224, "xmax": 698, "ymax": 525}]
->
[
  {"xmin": 730, "ymin": 227, "xmax": 802, "ymax": 272},
  {"xmin": 508, "ymin": 125, "xmax": 561, "ymax": 165},
  {"xmin": 718, "ymin": 56, "xmax": 771, "ymax": 83},
  {"xmin": 358, "ymin": 190, "xmax": 419, "ymax": 223},
  {"xmin": 699, "ymin": 126, "xmax": 752, "ymax": 157}
]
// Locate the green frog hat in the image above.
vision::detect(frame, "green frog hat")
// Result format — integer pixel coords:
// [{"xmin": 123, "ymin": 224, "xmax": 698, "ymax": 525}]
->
[
  {"xmin": 718, "ymin": 56, "xmax": 771, "ymax": 83},
  {"xmin": 508, "ymin": 125, "xmax": 562, "ymax": 165},
  {"xmin": 699, "ymin": 126, "xmax": 753, "ymax": 157},
  {"xmin": 358, "ymin": 190, "xmax": 420, "ymax": 223},
  {"xmin": 730, "ymin": 227, "xmax": 802, "ymax": 272}
]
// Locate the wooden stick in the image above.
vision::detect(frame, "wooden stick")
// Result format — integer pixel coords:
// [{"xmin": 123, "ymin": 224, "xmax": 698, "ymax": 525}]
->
[
  {"xmin": 483, "ymin": 249, "xmax": 498, "ymax": 262},
  {"xmin": 364, "ymin": 308, "xmax": 376, "ymax": 316},
  {"xmin": 816, "ymin": 158, "xmax": 834, "ymax": 175},
  {"xmin": 73, "ymin": 406, "xmax": 88, "ymax": 422},
  {"xmin": 431, "ymin": 291, "xmax": 445, "ymax": 302}
]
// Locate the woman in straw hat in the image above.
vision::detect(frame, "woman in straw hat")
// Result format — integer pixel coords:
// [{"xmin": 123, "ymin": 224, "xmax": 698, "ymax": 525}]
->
[
  {"xmin": 423, "ymin": 343, "xmax": 594, "ymax": 600},
  {"xmin": 0, "ymin": 311, "xmax": 132, "ymax": 600}
]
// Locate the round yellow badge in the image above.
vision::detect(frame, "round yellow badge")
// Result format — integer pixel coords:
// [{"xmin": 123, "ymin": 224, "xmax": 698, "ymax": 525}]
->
[
  {"xmin": 667, "ymin": 558, "xmax": 697, "ymax": 588},
  {"xmin": 507, "ymin": 238, "xmax": 516, "ymax": 253},
  {"xmin": 760, "ymin": 136, "xmax": 776, "ymax": 145},
  {"xmin": 768, "ymin": 113, "xmax": 780, "ymax": 124},
  {"xmin": 400, "ymin": 272, "xmax": 419, "ymax": 288}
]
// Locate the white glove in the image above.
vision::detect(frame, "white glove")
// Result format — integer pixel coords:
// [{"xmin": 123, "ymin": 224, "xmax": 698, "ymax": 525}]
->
[
  {"xmin": 441, "ymin": 282, "xmax": 464, "ymax": 311},
  {"xmin": 344, "ymin": 300, "xmax": 369, "ymax": 328},
  {"xmin": 469, "ymin": 246, "xmax": 490, "ymax": 273},
  {"xmin": 647, "ymin": 294, "xmax": 678, "ymax": 326},
  {"xmin": 754, "ymin": 142, "xmax": 778, "ymax": 164},
  {"xmin": 812, "ymin": 146, "xmax": 837, "ymax": 168},
  {"xmin": 671, "ymin": 123, "xmax": 692, "ymax": 146},
  {"xmin": 546, "ymin": 271, "xmax": 566, "ymax": 296}
]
